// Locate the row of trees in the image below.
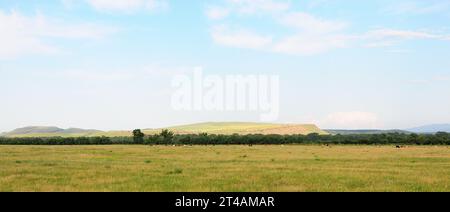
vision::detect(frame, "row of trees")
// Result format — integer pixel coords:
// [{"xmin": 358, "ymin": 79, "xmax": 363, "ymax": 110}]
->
[
  {"xmin": 0, "ymin": 136, "xmax": 123, "ymax": 145},
  {"xmin": 1, "ymin": 130, "xmax": 449, "ymax": 145},
  {"xmin": 143, "ymin": 131, "xmax": 450, "ymax": 145}
]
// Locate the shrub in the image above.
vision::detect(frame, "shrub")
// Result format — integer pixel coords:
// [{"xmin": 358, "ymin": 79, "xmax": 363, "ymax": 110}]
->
[{"xmin": 1, "ymin": 132, "xmax": 449, "ymax": 145}]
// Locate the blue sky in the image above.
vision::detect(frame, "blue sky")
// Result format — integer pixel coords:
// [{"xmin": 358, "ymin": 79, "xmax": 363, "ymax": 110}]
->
[{"xmin": 1, "ymin": 0, "xmax": 450, "ymax": 132}]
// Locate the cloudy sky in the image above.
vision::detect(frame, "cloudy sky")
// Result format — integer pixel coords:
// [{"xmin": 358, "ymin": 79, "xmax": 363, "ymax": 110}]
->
[{"xmin": 1, "ymin": 0, "xmax": 450, "ymax": 132}]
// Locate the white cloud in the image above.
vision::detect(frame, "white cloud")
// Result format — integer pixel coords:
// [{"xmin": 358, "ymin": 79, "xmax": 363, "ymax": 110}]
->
[
  {"xmin": 86, "ymin": 0, "xmax": 168, "ymax": 13},
  {"xmin": 0, "ymin": 12, "xmax": 54, "ymax": 59},
  {"xmin": 206, "ymin": 6, "xmax": 230, "ymax": 20},
  {"xmin": 279, "ymin": 12, "xmax": 347, "ymax": 34},
  {"xmin": 367, "ymin": 29, "xmax": 440, "ymax": 40},
  {"xmin": 207, "ymin": 0, "xmax": 450, "ymax": 55},
  {"xmin": 307, "ymin": 0, "xmax": 331, "ymax": 9},
  {"xmin": 364, "ymin": 28, "xmax": 450, "ymax": 48},
  {"xmin": 210, "ymin": 12, "xmax": 352, "ymax": 55},
  {"xmin": 205, "ymin": 0, "xmax": 290, "ymax": 20},
  {"xmin": 59, "ymin": 64, "xmax": 194, "ymax": 82},
  {"xmin": 386, "ymin": 49, "xmax": 412, "ymax": 54},
  {"xmin": 273, "ymin": 34, "xmax": 350, "ymax": 55},
  {"xmin": 384, "ymin": 1, "xmax": 450, "ymax": 15},
  {"xmin": 226, "ymin": 0, "xmax": 291, "ymax": 15},
  {"xmin": 211, "ymin": 26, "xmax": 273, "ymax": 49},
  {"xmin": 364, "ymin": 40, "xmax": 396, "ymax": 48},
  {"xmin": 320, "ymin": 111, "xmax": 380, "ymax": 129},
  {"xmin": 61, "ymin": 0, "xmax": 76, "ymax": 9},
  {"xmin": 271, "ymin": 12, "xmax": 351, "ymax": 54},
  {"xmin": 63, "ymin": 70, "xmax": 136, "ymax": 81},
  {"xmin": 207, "ymin": 0, "xmax": 354, "ymax": 55},
  {"xmin": 0, "ymin": 10, "xmax": 117, "ymax": 60}
]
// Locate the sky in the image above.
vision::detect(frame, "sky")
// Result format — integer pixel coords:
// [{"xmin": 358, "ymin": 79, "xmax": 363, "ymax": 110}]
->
[{"xmin": 1, "ymin": 0, "xmax": 450, "ymax": 132}]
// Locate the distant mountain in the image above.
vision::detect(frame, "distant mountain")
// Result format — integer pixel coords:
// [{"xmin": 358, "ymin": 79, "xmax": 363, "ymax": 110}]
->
[
  {"xmin": 8, "ymin": 126, "xmax": 63, "ymax": 134},
  {"xmin": 324, "ymin": 129, "xmax": 410, "ymax": 135},
  {"xmin": 407, "ymin": 124, "xmax": 450, "ymax": 133},
  {"xmin": 64, "ymin": 128, "xmax": 101, "ymax": 134},
  {"xmin": 2, "ymin": 126, "xmax": 102, "ymax": 137}
]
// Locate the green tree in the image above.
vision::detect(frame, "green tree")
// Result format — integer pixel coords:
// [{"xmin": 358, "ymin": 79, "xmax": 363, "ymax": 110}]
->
[
  {"xmin": 160, "ymin": 129, "xmax": 174, "ymax": 143},
  {"xmin": 408, "ymin": 133, "xmax": 420, "ymax": 144},
  {"xmin": 132, "ymin": 129, "xmax": 145, "ymax": 144}
]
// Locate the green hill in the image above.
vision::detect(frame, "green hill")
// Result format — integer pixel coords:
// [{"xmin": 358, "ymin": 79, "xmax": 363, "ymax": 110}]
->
[
  {"xmin": 2, "ymin": 122, "xmax": 327, "ymax": 137},
  {"xmin": 142, "ymin": 122, "xmax": 327, "ymax": 135}
]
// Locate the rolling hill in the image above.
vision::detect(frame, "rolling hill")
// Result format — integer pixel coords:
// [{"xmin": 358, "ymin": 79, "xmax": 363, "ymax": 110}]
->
[
  {"xmin": 324, "ymin": 129, "xmax": 411, "ymax": 135},
  {"xmin": 1, "ymin": 126, "xmax": 102, "ymax": 138},
  {"xmin": 407, "ymin": 124, "xmax": 450, "ymax": 133},
  {"xmin": 1, "ymin": 122, "xmax": 328, "ymax": 137},
  {"xmin": 143, "ymin": 122, "xmax": 327, "ymax": 135}
]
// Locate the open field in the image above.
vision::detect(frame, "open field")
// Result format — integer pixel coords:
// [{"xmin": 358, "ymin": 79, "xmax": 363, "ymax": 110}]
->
[{"xmin": 0, "ymin": 145, "xmax": 449, "ymax": 192}]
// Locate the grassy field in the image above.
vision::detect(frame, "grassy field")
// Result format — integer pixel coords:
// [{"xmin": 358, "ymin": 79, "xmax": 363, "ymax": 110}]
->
[{"xmin": 0, "ymin": 145, "xmax": 449, "ymax": 192}]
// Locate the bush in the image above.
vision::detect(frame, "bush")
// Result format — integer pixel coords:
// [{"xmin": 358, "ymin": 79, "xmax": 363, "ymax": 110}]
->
[
  {"xmin": 1, "ymin": 132, "xmax": 449, "ymax": 145},
  {"xmin": 132, "ymin": 129, "xmax": 145, "ymax": 144}
]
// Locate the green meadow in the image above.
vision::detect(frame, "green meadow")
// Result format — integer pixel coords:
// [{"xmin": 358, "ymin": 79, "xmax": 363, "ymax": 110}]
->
[{"xmin": 0, "ymin": 145, "xmax": 449, "ymax": 192}]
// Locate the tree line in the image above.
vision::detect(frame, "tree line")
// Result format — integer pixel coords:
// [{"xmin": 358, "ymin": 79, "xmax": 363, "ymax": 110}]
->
[{"xmin": 0, "ymin": 130, "xmax": 449, "ymax": 145}]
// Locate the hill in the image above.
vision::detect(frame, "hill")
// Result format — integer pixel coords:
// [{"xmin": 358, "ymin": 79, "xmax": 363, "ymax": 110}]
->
[
  {"xmin": 2, "ymin": 126, "xmax": 102, "ymax": 137},
  {"xmin": 325, "ymin": 129, "xmax": 410, "ymax": 135},
  {"xmin": 143, "ymin": 122, "xmax": 327, "ymax": 135},
  {"xmin": 407, "ymin": 124, "xmax": 450, "ymax": 133},
  {"xmin": 2, "ymin": 122, "xmax": 327, "ymax": 137}
]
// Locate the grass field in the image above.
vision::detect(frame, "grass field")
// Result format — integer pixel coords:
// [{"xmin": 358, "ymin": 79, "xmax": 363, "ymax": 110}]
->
[{"xmin": 0, "ymin": 145, "xmax": 449, "ymax": 192}]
